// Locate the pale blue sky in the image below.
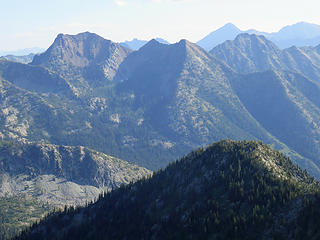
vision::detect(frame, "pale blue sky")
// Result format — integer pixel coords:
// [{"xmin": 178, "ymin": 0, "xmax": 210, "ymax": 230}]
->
[{"xmin": 1, "ymin": 0, "xmax": 320, "ymax": 50}]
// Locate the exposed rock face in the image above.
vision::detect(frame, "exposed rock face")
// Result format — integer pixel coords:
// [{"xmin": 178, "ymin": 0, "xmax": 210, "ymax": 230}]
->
[
  {"xmin": 210, "ymin": 33, "xmax": 320, "ymax": 81},
  {"xmin": 31, "ymin": 32, "xmax": 132, "ymax": 93},
  {"xmin": 0, "ymin": 141, "xmax": 151, "ymax": 238},
  {"xmin": 0, "ymin": 141, "xmax": 151, "ymax": 206}
]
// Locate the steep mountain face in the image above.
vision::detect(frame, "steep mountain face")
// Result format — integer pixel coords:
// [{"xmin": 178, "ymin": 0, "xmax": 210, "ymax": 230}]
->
[
  {"xmin": 16, "ymin": 140, "xmax": 320, "ymax": 240},
  {"xmin": 31, "ymin": 32, "xmax": 132, "ymax": 94},
  {"xmin": 116, "ymin": 39, "xmax": 261, "ymax": 143},
  {"xmin": 230, "ymin": 70, "xmax": 320, "ymax": 175},
  {"xmin": 1, "ymin": 35, "xmax": 316, "ymax": 174},
  {"xmin": 209, "ymin": 34, "xmax": 320, "ymax": 173},
  {"xmin": 0, "ymin": 141, "xmax": 150, "ymax": 239},
  {"xmin": 210, "ymin": 34, "xmax": 284, "ymax": 73},
  {"xmin": 114, "ymin": 39, "xmax": 317, "ymax": 174},
  {"xmin": 210, "ymin": 33, "xmax": 320, "ymax": 81},
  {"xmin": 0, "ymin": 76, "xmax": 87, "ymax": 142},
  {"xmin": 281, "ymin": 46, "xmax": 320, "ymax": 80},
  {"xmin": 0, "ymin": 60, "xmax": 180, "ymax": 170},
  {"xmin": 0, "ymin": 59, "xmax": 72, "ymax": 95},
  {"xmin": 0, "ymin": 143, "xmax": 151, "ymax": 190}
]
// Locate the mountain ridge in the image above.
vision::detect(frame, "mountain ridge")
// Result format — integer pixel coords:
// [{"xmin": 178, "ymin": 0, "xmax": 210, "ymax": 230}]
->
[
  {"xmin": 198, "ymin": 22, "xmax": 320, "ymax": 51},
  {"xmin": 15, "ymin": 140, "xmax": 320, "ymax": 240},
  {"xmin": 31, "ymin": 32, "xmax": 132, "ymax": 94}
]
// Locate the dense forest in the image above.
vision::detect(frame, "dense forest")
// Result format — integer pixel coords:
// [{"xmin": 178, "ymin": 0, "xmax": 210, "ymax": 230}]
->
[{"xmin": 14, "ymin": 140, "xmax": 320, "ymax": 240}]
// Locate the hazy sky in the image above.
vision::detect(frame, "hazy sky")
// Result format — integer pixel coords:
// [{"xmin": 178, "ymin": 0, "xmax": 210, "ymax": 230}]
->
[{"xmin": 1, "ymin": 0, "xmax": 320, "ymax": 50}]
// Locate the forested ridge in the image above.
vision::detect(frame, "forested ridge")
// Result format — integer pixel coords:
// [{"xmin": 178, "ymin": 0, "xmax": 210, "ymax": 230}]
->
[{"xmin": 14, "ymin": 140, "xmax": 320, "ymax": 240}]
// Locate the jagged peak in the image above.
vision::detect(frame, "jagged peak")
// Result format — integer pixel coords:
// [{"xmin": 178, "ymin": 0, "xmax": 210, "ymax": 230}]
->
[
  {"xmin": 174, "ymin": 39, "xmax": 201, "ymax": 49},
  {"xmin": 139, "ymin": 38, "xmax": 165, "ymax": 50},
  {"xmin": 235, "ymin": 33, "xmax": 268, "ymax": 42},
  {"xmin": 53, "ymin": 31, "xmax": 111, "ymax": 44},
  {"xmin": 231, "ymin": 33, "xmax": 280, "ymax": 51}
]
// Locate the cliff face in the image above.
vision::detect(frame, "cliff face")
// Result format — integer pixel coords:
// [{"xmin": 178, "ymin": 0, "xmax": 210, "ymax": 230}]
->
[
  {"xmin": 31, "ymin": 32, "xmax": 132, "ymax": 93},
  {"xmin": 0, "ymin": 141, "xmax": 151, "ymax": 206}
]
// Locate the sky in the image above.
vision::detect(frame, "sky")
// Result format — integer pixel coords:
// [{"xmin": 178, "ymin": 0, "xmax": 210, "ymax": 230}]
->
[{"xmin": 1, "ymin": 0, "xmax": 320, "ymax": 51}]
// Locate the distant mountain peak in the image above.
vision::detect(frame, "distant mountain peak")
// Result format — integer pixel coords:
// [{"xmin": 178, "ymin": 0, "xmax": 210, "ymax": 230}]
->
[
  {"xmin": 120, "ymin": 38, "xmax": 170, "ymax": 51},
  {"xmin": 139, "ymin": 38, "xmax": 166, "ymax": 51},
  {"xmin": 177, "ymin": 39, "xmax": 188, "ymax": 45},
  {"xmin": 198, "ymin": 22, "xmax": 320, "ymax": 50},
  {"xmin": 222, "ymin": 22, "xmax": 240, "ymax": 30},
  {"xmin": 197, "ymin": 23, "xmax": 242, "ymax": 51},
  {"xmin": 31, "ymin": 32, "xmax": 132, "ymax": 92}
]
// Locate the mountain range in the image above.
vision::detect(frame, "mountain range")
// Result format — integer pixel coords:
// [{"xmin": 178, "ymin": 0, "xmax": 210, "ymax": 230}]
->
[
  {"xmin": 2, "ymin": 28, "xmax": 320, "ymax": 238},
  {"xmin": 119, "ymin": 38, "xmax": 170, "ymax": 50},
  {"xmin": 15, "ymin": 140, "xmax": 320, "ymax": 239},
  {"xmin": 0, "ymin": 31, "xmax": 319, "ymax": 174},
  {"xmin": 0, "ymin": 54, "xmax": 35, "ymax": 64},
  {"xmin": 197, "ymin": 22, "xmax": 320, "ymax": 51},
  {"xmin": 0, "ymin": 48, "xmax": 44, "ymax": 57}
]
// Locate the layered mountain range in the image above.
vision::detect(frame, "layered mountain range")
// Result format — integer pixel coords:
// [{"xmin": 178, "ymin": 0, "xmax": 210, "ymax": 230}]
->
[
  {"xmin": 197, "ymin": 22, "xmax": 320, "ymax": 51},
  {"xmin": 119, "ymin": 38, "xmax": 170, "ymax": 50},
  {"xmin": 2, "ymin": 30, "xmax": 320, "ymax": 237},
  {"xmin": 0, "ymin": 31, "xmax": 319, "ymax": 174}
]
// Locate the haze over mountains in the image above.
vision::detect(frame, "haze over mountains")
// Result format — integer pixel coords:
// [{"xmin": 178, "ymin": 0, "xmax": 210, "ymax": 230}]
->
[
  {"xmin": 5, "ymin": 21, "xmax": 320, "ymax": 59},
  {"xmin": 0, "ymin": 48, "xmax": 44, "ymax": 57},
  {"xmin": 119, "ymin": 38, "xmax": 170, "ymax": 50},
  {"xmin": 2, "ymin": 22, "xmax": 320, "ymax": 238},
  {"xmin": 197, "ymin": 22, "xmax": 320, "ymax": 51},
  {"xmin": 0, "ymin": 31, "xmax": 320, "ymax": 174}
]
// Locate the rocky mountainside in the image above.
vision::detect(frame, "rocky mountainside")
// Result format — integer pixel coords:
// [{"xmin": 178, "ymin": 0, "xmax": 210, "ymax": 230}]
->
[
  {"xmin": 0, "ymin": 140, "xmax": 150, "ymax": 239},
  {"xmin": 209, "ymin": 34, "xmax": 320, "ymax": 173},
  {"xmin": 230, "ymin": 70, "xmax": 320, "ymax": 175},
  {"xmin": 210, "ymin": 33, "xmax": 320, "ymax": 81},
  {"xmin": 31, "ymin": 32, "xmax": 132, "ymax": 94},
  {"xmin": 15, "ymin": 140, "xmax": 320, "ymax": 240},
  {"xmin": 210, "ymin": 34, "xmax": 284, "ymax": 73},
  {"xmin": 0, "ymin": 34, "xmax": 318, "ymax": 175},
  {"xmin": 0, "ymin": 59, "xmax": 72, "ymax": 95},
  {"xmin": 114, "ymin": 39, "xmax": 317, "ymax": 174}
]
